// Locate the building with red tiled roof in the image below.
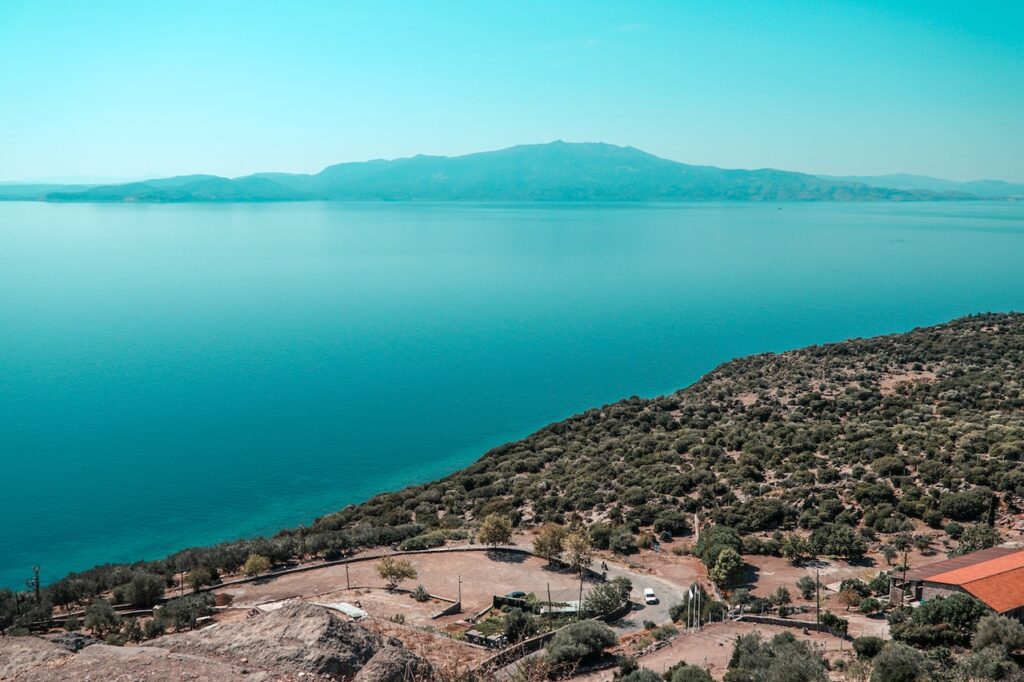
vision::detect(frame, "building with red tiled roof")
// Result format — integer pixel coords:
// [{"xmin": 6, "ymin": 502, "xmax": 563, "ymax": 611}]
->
[
  {"xmin": 903, "ymin": 546, "xmax": 1018, "ymax": 583},
  {"xmin": 890, "ymin": 546, "xmax": 1024, "ymax": 618}
]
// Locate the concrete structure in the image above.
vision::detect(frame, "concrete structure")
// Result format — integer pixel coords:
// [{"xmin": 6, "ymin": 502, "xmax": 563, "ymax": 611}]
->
[{"xmin": 890, "ymin": 547, "xmax": 1024, "ymax": 619}]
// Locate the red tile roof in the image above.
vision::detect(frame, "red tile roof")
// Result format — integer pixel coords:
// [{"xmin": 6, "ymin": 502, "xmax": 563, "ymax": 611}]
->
[
  {"xmin": 958, "ymin": 569, "xmax": 1024, "ymax": 614},
  {"xmin": 925, "ymin": 549, "xmax": 1024, "ymax": 613},
  {"xmin": 904, "ymin": 546, "xmax": 1019, "ymax": 582},
  {"xmin": 927, "ymin": 551, "xmax": 1024, "ymax": 585}
]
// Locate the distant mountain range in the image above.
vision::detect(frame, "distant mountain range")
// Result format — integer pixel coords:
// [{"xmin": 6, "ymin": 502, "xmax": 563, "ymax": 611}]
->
[
  {"xmin": 820, "ymin": 173, "xmax": 1024, "ymax": 199},
  {"xmin": 1, "ymin": 142, "xmax": 1019, "ymax": 203}
]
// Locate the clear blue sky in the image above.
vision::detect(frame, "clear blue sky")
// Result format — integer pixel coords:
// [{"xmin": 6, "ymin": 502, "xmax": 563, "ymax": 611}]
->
[{"xmin": 2, "ymin": 0, "xmax": 1022, "ymax": 182}]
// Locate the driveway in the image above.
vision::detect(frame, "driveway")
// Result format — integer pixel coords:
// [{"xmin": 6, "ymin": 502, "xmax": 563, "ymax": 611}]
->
[
  {"xmin": 600, "ymin": 560, "xmax": 690, "ymax": 631},
  {"xmin": 506, "ymin": 544, "xmax": 691, "ymax": 633}
]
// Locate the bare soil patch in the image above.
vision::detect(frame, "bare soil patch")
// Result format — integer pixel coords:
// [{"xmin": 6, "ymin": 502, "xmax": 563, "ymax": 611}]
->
[{"xmin": 217, "ymin": 551, "xmax": 581, "ymax": 628}]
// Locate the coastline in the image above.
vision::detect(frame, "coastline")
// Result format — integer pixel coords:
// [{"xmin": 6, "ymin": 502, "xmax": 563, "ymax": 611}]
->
[
  {"xmin": 3, "ymin": 199, "xmax": 1024, "ymax": 591},
  {"xmin": 20, "ymin": 310, "xmax": 1023, "ymax": 592}
]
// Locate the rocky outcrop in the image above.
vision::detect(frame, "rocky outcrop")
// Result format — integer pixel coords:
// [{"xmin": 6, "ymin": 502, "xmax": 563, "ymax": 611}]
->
[
  {"xmin": 151, "ymin": 600, "xmax": 382, "ymax": 677},
  {"xmin": 48, "ymin": 632, "xmax": 96, "ymax": 653},
  {"xmin": 2, "ymin": 601, "xmax": 433, "ymax": 681}
]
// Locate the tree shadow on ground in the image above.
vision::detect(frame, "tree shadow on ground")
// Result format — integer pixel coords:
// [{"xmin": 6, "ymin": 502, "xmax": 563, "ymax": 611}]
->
[
  {"xmin": 796, "ymin": 558, "xmax": 830, "ymax": 570},
  {"xmin": 735, "ymin": 563, "xmax": 761, "ymax": 591},
  {"xmin": 613, "ymin": 617, "xmax": 640, "ymax": 631},
  {"xmin": 486, "ymin": 549, "xmax": 527, "ymax": 563}
]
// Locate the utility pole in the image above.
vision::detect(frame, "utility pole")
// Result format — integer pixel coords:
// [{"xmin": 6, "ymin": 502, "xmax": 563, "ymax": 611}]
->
[
  {"xmin": 458, "ymin": 575, "xmax": 463, "ymax": 607},
  {"xmin": 696, "ymin": 585, "xmax": 701, "ymax": 631},
  {"xmin": 346, "ymin": 563, "xmax": 351, "ymax": 590},
  {"xmin": 578, "ymin": 574, "xmax": 584, "ymax": 621},
  {"xmin": 547, "ymin": 583, "xmax": 552, "ymax": 618},
  {"xmin": 901, "ymin": 548, "xmax": 910, "ymax": 607},
  {"xmin": 815, "ymin": 568, "xmax": 820, "ymax": 628}
]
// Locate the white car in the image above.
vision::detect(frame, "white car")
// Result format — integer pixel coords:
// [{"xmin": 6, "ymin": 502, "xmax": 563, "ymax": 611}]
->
[{"xmin": 643, "ymin": 588, "xmax": 658, "ymax": 604}]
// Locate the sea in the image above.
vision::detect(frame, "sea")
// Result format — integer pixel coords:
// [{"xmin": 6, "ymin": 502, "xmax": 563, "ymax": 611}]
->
[{"xmin": 1, "ymin": 200, "xmax": 1022, "ymax": 588}]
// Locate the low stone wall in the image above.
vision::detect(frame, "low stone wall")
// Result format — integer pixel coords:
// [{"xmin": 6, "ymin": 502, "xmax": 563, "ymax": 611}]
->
[
  {"xmin": 431, "ymin": 600, "xmax": 462, "ymax": 619},
  {"xmin": 736, "ymin": 614, "xmax": 851, "ymax": 640}
]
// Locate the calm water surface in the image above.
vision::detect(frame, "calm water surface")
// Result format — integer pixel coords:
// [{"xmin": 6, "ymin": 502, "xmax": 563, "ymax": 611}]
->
[{"xmin": 1, "ymin": 201, "xmax": 1023, "ymax": 587}]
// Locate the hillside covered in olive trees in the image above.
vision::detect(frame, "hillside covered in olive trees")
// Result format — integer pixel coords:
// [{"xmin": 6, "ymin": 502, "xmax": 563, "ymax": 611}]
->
[
  {"xmin": 325, "ymin": 312, "xmax": 1023, "ymax": 542},
  {"xmin": 7, "ymin": 312, "xmax": 1023, "ymax": 626}
]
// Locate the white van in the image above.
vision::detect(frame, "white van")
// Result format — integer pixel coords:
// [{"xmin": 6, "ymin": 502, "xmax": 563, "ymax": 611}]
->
[{"xmin": 643, "ymin": 588, "xmax": 658, "ymax": 604}]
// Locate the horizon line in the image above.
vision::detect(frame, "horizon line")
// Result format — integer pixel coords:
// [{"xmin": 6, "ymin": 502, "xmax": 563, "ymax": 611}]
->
[{"xmin": 2, "ymin": 140, "xmax": 1022, "ymax": 187}]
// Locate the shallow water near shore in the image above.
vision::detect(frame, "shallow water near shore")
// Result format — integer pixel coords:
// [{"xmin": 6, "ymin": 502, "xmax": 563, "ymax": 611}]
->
[{"xmin": 1, "ymin": 200, "xmax": 1023, "ymax": 588}]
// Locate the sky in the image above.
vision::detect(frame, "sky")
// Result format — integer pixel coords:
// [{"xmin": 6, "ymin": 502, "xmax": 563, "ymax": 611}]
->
[{"xmin": 1, "ymin": 0, "xmax": 1022, "ymax": 183}]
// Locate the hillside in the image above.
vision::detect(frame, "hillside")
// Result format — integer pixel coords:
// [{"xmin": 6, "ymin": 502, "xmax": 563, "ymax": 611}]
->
[
  {"xmin": 13, "ymin": 312, "xmax": 1023, "ymax": 621},
  {"xmin": 323, "ymin": 312, "xmax": 1024, "ymax": 543},
  {"xmin": 821, "ymin": 173, "xmax": 1024, "ymax": 199},
  {"xmin": 31, "ymin": 142, "xmax": 965, "ymax": 203},
  {"xmin": 6, "ymin": 312, "xmax": 1024, "ymax": 677}
]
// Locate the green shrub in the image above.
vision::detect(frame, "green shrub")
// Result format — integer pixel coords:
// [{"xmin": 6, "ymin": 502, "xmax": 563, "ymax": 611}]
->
[
  {"xmin": 546, "ymin": 620, "xmax": 616, "ymax": 672},
  {"xmin": 651, "ymin": 624, "xmax": 678, "ymax": 641},
  {"xmin": 399, "ymin": 532, "xmax": 447, "ymax": 551},
  {"xmin": 853, "ymin": 635, "xmax": 884, "ymax": 659},
  {"xmin": 891, "ymin": 593, "xmax": 988, "ymax": 647},
  {"xmin": 870, "ymin": 642, "xmax": 924, "ymax": 682},
  {"xmin": 666, "ymin": 663, "xmax": 714, "ymax": 682},
  {"xmin": 725, "ymin": 631, "xmax": 827, "ymax": 681}
]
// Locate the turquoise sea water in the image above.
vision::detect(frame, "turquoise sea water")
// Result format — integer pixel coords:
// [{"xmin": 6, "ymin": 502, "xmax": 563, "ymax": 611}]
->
[{"xmin": 1, "ymin": 201, "xmax": 1023, "ymax": 588}]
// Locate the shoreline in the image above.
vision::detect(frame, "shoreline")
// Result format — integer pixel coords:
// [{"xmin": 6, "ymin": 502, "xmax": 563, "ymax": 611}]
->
[{"xmin": 16, "ymin": 310, "xmax": 1021, "ymax": 592}]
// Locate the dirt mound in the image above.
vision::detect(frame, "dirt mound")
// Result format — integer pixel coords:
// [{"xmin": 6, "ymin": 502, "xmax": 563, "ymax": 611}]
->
[
  {"xmin": 355, "ymin": 645, "xmax": 434, "ymax": 682},
  {"xmin": 151, "ymin": 600, "xmax": 421, "ymax": 679}
]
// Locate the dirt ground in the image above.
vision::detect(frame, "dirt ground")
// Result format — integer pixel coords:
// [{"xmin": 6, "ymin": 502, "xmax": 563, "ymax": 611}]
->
[
  {"xmin": 573, "ymin": 621, "xmax": 854, "ymax": 681},
  {"xmin": 216, "ymin": 550, "xmax": 583, "ymax": 628},
  {"xmin": 601, "ymin": 542, "xmax": 706, "ymax": 588},
  {"xmin": 210, "ymin": 549, "xmax": 592, "ymax": 671},
  {"xmin": 736, "ymin": 546, "xmax": 956, "ymax": 640}
]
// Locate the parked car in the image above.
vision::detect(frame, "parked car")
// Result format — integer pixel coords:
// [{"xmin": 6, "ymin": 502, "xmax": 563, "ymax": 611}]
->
[
  {"xmin": 643, "ymin": 588, "xmax": 658, "ymax": 604},
  {"xmin": 506, "ymin": 591, "xmax": 527, "ymax": 599}
]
